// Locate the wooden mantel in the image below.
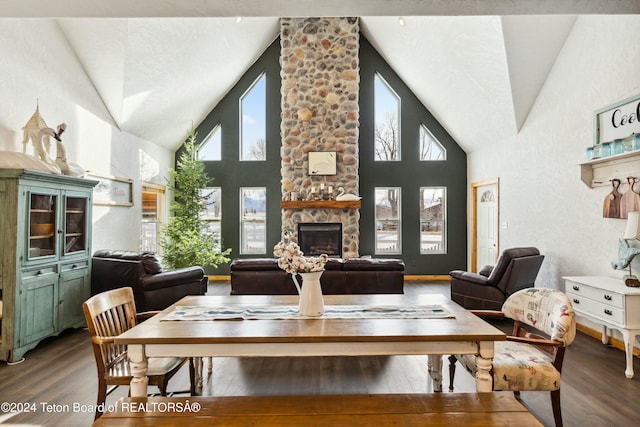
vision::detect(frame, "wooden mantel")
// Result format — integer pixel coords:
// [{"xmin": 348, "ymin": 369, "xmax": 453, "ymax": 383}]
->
[{"xmin": 280, "ymin": 200, "xmax": 361, "ymax": 209}]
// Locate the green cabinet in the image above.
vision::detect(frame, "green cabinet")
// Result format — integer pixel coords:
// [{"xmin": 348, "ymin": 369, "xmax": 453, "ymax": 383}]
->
[{"xmin": 0, "ymin": 169, "xmax": 97, "ymax": 362}]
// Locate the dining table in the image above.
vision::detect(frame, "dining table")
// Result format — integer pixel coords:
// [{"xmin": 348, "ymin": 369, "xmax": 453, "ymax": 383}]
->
[{"xmin": 114, "ymin": 293, "xmax": 506, "ymax": 397}]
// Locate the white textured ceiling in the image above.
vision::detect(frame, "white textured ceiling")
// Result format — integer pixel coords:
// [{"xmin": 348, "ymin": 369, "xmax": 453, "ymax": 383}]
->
[{"xmin": 1, "ymin": 0, "xmax": 637, "ymax": 151}]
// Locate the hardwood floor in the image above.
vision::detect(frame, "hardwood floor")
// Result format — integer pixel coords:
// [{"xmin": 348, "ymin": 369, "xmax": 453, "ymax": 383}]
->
[{"xmin": 0, "ymin": 281, "xmax": 639, "ymax": 426}]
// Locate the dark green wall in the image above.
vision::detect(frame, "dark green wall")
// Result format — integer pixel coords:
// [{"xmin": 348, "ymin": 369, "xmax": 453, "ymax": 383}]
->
[
  {"xmin": 186, "ymin": 39, "xmax": 283, "ymax": 274},
  {"xmin": 177, "ymin": 36, "xmax": 467, "ymax": 275},
  {"xmin": 358, "ymin": 37, "xmax": 467, "ymax": 274}
]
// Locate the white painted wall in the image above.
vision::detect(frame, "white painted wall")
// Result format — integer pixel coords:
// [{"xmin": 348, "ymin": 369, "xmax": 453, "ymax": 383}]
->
[
  {"xmin": 469, "ymin": 15, "xmax": 640, "ymax": 341},
  {"xmin": 469, "ymin": 15, "xmax": 640, "ymax": 289},
  {"xmin": 0, "ymin": 20, "xmax": 173, "ymax": 252}
]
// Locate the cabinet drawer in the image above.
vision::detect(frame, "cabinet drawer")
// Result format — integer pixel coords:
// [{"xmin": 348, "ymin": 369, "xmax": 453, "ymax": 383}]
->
[
  {"xmin": 566, "ymin": 281, "xmax": 624, "ymax": 308},
  {"xmin": 60, "ymin": 260, "xmax": 89, "ymax": 272},
  {"xmin": 569, "ymin": 294, "xmax": 625, "ymax": 325},
  {"xmin": 21, "ymin": 266, "xmax": 56, "ymax": 279}
]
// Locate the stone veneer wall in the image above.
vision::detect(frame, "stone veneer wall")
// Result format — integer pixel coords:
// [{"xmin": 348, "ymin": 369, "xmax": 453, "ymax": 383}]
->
[{"xmin": 280, "ymin": 17, "xmax": 360, "ymax": 258}]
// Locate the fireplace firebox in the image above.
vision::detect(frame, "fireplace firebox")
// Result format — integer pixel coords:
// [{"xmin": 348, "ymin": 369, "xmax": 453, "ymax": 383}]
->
[{"xmin": 297, "ymin": 223, "xmax": 342, "ymax": 258}]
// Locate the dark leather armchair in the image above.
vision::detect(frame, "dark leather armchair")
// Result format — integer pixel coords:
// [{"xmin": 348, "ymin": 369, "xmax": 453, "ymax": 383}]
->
[
  {"xmin": 449, "ymin": 247, "xmax": 544, "ymax": 310},
  {"xmin": 91, "ymin": 250, "xmax": 208, "ymax": 311}
]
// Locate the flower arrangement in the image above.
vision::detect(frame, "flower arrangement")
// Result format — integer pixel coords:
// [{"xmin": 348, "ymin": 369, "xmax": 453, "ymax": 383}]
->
[{"xmin": 273, "ymin": 241, "xmax": 328, "ymax": 274}]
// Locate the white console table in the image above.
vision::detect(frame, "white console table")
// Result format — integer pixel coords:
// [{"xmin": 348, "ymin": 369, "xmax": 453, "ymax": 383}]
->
[{"xmin": 564, "ymin": 276, "xmax": 640, "ymax": 378}]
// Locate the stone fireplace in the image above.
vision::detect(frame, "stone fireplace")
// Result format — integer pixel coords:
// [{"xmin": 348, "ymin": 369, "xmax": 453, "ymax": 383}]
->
[{"xmin": 280, "ymin": 17, "xmax": 360, "ymax": 258}]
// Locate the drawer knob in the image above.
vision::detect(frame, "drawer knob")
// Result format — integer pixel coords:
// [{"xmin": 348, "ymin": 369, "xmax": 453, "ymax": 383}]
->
[
  {"xmin": 604, "ymin": 309, "xmax": 613, "ymax": 316},
  {"xmin": 573, "ymin": 298, "xmax": 580, "ymax": 304},
  {"xmin": 572, "ymin": 285, "xmax": 580, "ymax": 291},
  {"xmin": 604, "ymin": 294, "xmax": 612, "ymax": 301}
]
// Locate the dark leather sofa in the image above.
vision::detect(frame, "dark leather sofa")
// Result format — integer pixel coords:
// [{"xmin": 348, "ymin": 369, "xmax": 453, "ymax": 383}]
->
[
  {"xmin": 91, "ymin": 250, "xmax": 208, "ymax": 311},
  {"xmin": 230, "ymin": 258, "xmax": 405, "ymax": 295},
  {"xmin": 449, "ymin": 247, "xmax": 544, "ymax": 310}
]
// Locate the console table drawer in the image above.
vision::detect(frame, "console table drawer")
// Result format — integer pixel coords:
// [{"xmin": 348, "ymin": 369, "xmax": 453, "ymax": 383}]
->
[
  {"xmin": 568, "ymin": 294, "xmax": 624, "ymax": 325},
  {"xmin": 566, "ymin": 281, "xmax": 624, "ymax": 308}
]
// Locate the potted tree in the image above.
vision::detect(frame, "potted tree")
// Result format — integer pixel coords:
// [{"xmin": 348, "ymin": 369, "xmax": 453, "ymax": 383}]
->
[{"xmin": 161, "ymin": 128, "xmax": 231, "ymax": 270}]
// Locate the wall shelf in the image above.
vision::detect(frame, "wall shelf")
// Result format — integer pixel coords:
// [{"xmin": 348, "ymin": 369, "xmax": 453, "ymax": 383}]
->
[
  {"xmin": 580, "ymin": 150, "xmax": 640, "ymax": 188},
  {"xmin": 281, "ymin": 200, "xmax": 361, "ymax": 209}
]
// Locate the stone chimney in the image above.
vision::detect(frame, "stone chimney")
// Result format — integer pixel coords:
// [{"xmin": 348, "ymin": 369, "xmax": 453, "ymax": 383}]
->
[{"xmin": 279, "ymin": 17, "xmax": 360, "ymax": 258}]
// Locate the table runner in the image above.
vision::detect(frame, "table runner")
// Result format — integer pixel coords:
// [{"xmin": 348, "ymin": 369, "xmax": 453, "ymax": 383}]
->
[{"xmin": 161, "ymin": 304, "xmax": 454, "ymax": 321}]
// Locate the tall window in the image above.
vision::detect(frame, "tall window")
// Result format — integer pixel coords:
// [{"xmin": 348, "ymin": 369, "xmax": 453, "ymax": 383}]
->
[
  {"xmin": 240, "ymin": 187, "xmax": 266, "ymax": 254},
  {"xmin": 240, "ymin": 74, "xmax": 266, "ymax": 161},
  {"xmin": 199, "ymin": 187, "xmax": 222, "ymax": 242},
  {"xmin": 198, "ymin": 125, "xmax": 221, "ymax": 161},
  {"xmin": 420, "ymin": 124, "xmax": 446, "ymax": 161},
  {"xmin": 374, "ymin": 74, "xmax": 401, "ymax": 161},
  {"xmin": 375, "ymin": 187, "xmax": 401, "ymax": 254},
  {"xmin": 420, "ymin": 187, "xmax": 446, "ymax": 254}
]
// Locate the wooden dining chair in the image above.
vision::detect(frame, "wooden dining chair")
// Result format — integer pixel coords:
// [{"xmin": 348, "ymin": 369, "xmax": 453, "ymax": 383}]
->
[
  {"xmin": 83, "ymin": 287, "xmax": 194, "ymax": 419},
  {"xmin": 448, "ymin": 288, "xmax": 576, "ymax": 427}
]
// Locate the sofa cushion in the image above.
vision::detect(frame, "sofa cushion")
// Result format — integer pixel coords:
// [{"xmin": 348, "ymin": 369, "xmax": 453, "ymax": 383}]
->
[
  {"xmin": 93, "ymin": 249, "xmax": 144, "ymax": 261},
  {"xmin": 343, "ymin": 258, "xmax": 404, "ymax": 271},
  {"xmin": 141, "ymin": 253, "xmax": 163, "ymax": 274},
  {"xmin": 324, "ymin": 259, "xmax": 344, "ymax": 270},
  {"xmin": 230, "ymin": 258, "xmax": 281, "ymax": 271}
]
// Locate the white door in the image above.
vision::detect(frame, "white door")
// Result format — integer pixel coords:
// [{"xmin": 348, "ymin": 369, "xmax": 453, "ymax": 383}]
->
[{"xmin": 473, "ymin": 180, "xmax": 499, "ymax": 271}]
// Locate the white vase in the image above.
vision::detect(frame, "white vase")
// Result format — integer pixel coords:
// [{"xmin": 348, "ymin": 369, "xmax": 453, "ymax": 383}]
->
[{"xmin": 293, "ymin": 270, "xmax": 325, "ymax": 317}]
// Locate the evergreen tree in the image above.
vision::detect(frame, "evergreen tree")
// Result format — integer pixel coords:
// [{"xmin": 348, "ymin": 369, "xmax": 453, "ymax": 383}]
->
[{"xmin": 161, "ymin": 129, "xmax": 231, "ymax": 270}]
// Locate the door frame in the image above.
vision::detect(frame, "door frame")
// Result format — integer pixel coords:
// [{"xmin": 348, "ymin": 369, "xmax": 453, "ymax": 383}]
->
[{"xmin": 471, "ymin": 178, "xmax": 500, "ymax": 273}]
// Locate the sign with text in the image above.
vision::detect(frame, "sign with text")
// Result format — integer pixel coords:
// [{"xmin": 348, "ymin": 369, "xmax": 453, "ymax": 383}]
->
[{"xmin": 595, "ymin": 94, "xmax": 640, "ymax": 144}]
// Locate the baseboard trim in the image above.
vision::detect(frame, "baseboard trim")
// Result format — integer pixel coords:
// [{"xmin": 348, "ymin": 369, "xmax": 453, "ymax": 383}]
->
[
  {"xmin": 405, "ymin": 275, "xmax": 450, "ymax": 281},
  {"xmin": 576, "ymin": 323, "xmax": 640, "ymax": 357}
]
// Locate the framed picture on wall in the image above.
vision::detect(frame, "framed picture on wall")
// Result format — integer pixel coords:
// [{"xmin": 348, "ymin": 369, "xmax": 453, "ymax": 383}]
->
[
  {"xmin": 308, "ymin": 151, "xmax": 337, "ymax": 175},
  {"xmin": 86, "ymin": 173, "xmax": 133, "ymax": 206}
]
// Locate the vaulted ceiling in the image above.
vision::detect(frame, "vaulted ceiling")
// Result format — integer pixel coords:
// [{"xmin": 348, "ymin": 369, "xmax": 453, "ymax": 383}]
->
[{"xmin": 1, "ymin": 1, "xmax": 637, "ymax": 152}]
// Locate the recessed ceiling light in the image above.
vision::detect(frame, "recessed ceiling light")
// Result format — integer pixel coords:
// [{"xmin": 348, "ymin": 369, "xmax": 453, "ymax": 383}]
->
[
  {"xmin": 398, "ymin": 17, "xmax": 405, "ymax": 26},
  {"xmin": 235, "ymin": 16, "xmax": 242, "ymax": 24}
]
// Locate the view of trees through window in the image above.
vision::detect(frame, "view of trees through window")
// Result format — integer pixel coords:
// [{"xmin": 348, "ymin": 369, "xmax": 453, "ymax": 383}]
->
[
  {"xmin": 374, "ymin": 74, "xmax": 400, "ymax": 161},
  {"xmin": 420, "ymin": 124, "xmax": 446, "ymax": 161},
  {"xmin": 240, "ymin": 187, "xmax": 266, "ymax": 254},
  {"xmin": 420, "ymin": 187, "xmax": 445, "ymax": 253},
  {"xmin": 375, "ymin": 187, "xmax": 401, "ymax": 254},
  {"xmin": 240, "ymin": 74, "xmax": 266, "ymax": 161},
  {"xmin": 199, "ymin": 187, "xmax": 221, "ymax": 242}
]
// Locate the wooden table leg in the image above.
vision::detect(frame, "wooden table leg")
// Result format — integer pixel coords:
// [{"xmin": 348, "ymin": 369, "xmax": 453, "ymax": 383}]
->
[
  {"xmin": 127, "ymin": 344, "xmax": 149, "ymax": 397},
  {"xmin": 475, "ymin": 341, "xmax": 494, "ymax": 393},
  {"xmin": 427, "ymin": 354, "xmax": 443, "ymax": 392}
]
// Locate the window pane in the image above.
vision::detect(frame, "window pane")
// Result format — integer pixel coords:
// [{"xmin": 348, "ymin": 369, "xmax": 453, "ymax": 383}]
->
[
  {"xmin": 240, "ymin": 74, "xmax": 266, "ymax": 161},
  {"xmin": 198, "ymin": 125, "xmax": 221, "ymax": 161},
  {"xmin": 375, "ymin": 187, "xmax": 401, "ymax": 254},
  {"xmin": 240, "ymin": 187, "xmax": 266, "ymax": 254},
  {"xmin": 374, "ymin": 74, "xmax": 400, "ymax": 161},
  {"xmin": 420, "ymin": 124, "xmax": 446, "ymax": 161},
  {"xmin": 200, "ymin": 188, "xmax": 222, "ymax": 243},
  {"xmin": 420, "ymin": 187, "xmax": 446, "ymax": 254}
]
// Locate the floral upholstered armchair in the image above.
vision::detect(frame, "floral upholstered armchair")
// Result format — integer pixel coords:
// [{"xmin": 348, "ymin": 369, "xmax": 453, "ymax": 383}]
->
[{"xmin": 448, "ymin": 288, "xmax": 576, "ymax": 427}]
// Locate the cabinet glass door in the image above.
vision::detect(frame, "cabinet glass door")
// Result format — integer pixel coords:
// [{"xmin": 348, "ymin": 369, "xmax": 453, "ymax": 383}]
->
[
  {"xmin": 28, "ymin": 193, "xmax": 57, "ymax": 259},
  {"xmin": 64, "ymin": 196, "xmax": 87, "ymax": 255}
]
